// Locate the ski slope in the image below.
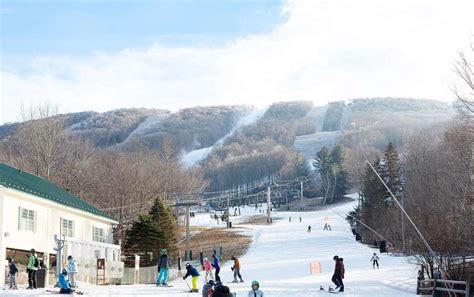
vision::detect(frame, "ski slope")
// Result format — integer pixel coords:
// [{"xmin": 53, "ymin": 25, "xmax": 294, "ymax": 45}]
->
[{"xmin": 1, "ymin": 198, "xmax": 418, "ymax": 296}]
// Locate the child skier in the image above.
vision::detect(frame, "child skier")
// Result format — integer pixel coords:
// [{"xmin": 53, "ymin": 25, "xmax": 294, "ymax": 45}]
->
[
  {"xmin": 371, "ymin": 252, "xmax": 380, "ymax": 269},
  {"xmin": 183, "ymin": 262, "xmax": 200, "ymax": 293},
  {"xmin": 58, "ymin": 269, "xmax": 74, "ymax": 294},
  {"xmin": 8, "ymin": 258, "xmax": 18, "ymax": 290},
  {"xmin": 231, "ymin": 256, "xmax": 244, "ymax": 283},
  {"xmin": 211, "ymin": 254, "xmax": 221, "ymax": 282},
  {"xmin": 66, "ymin": 255, "xmax": 78, "ymax": 288},
  {"xmin": 203, "ymin": 258, "xmax": 213, "ymax": 282},
  {"xmin": 330, "ymin": 255, "xmax": 344, "ymax": 292},
  {"xmin": 157, "ymin": 249, "xmax": 171, "ymax": 286},
  {"xmin": 248, "ymin": 280, "xmax": 264, "ymax": 297}
]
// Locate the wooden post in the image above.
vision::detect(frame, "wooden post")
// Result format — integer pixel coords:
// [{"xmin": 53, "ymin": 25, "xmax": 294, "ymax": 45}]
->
[
  {"xmin": 267, "ymin": 187, "xmax": 271, "ymax": 224},
  {"xmin": 185, "ymin": 205, "xmax": 190, "ymax": 261}
]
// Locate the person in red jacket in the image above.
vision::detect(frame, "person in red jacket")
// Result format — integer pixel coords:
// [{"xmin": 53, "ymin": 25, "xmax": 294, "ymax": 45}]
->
[{"xmin": 330, "ymin": 255, "xmax": 344, "ymax": 292}]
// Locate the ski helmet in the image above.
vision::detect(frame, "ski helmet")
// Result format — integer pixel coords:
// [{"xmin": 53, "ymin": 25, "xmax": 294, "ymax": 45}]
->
[
  {"xmin": 161, "ymin": 249, "xmax": 167, "ymax": 255},
  {"xmin": 62, "ymin": 269, "xmax": 68, "ymax": 276},
  {"xmin": 333, "ymin": 255, "xmax": 339, "ymax": 260},
  {"xmin": 185, "ymin": 262, "xmax": 191, "ymax": 267},
  {"xmin": 251, "ymin": 280, "xmax": 259, "ymax": 287}
]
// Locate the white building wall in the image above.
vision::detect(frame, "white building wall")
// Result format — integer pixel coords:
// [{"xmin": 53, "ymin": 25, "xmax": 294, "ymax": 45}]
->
[{"xmin": 0, "ymin": 187, "xmax": 120, "ymax": 286}]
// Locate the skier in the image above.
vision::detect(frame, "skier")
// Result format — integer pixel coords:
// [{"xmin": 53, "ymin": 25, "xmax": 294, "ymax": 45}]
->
[
  {"xmin": 307, "ymin": 225, "xmax": 312, "ymax": 232},
  {"xmin": 8, "ymin": 258, "xmax": 18, "ymax": 290},
  {"xmin": 203, "ymin": 257, "xmax": 213, "ymax": 282},
  {"xmin": 248, "ymin": 280, "xmax": 264, "ymax": 297},
  {"xmin": 231, "ymin": 256, "xmax": 244, "ymax": 283},
  {"xmin": 211, "ymin": 254, "xmax": 221, "ymax": 282},
  {"xmin": 323, "ymin": 223, "xmax": 331, "ymax": 231},
  {"xmin": 58, "ymin": 269, "xmax": 74, "ymax": 294},
  {"xmin": 66, "ymin": 255, "xmax": 78, "ymax": 288},
  {"xmin": 26, "ymin": 248, "xmax": 38, "ymax": 289},
  {"xmin": 299, "ymin": 217, "xmax": 302, "ymax": 222},
  {"xmin": 330, "ymin": 255, "xmax": 344, "ymax": 292},
  {"xmin": 289, "ymin": 217, "xmax": 292, "ymax": 222},
  {"xmin": 183, "ymin": 262, "xmax": 200, "ymax": 293},
  {"xmin": 371, "ymin": 252, "xmax": 379, "ymax": 269},
  {"xmin": 157, "ymin": 249, "xmax": 171, "ymax": 286}
]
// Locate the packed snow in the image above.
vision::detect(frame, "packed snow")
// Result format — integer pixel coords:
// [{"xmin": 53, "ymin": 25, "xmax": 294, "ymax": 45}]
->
[
  {"xmin": 1, "ymin": 197, "xmax": 418, "ymax": 296},
  {"xmin": 181, "ymin": 109, "xmax": 266, "ymax": 167}
]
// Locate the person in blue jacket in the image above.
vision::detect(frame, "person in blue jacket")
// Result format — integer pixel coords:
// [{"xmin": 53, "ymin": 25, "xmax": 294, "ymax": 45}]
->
[
  {"xmin": 156, "ymin": 249, "xmax": 171, "ymax": 286},
  {"xmin": 211, "ymin": 254, "xmax": 221, "ymax": 282},
  {"xmin": 58, "ymin": 269, "xmax": 74, "ymax": 294},
  {"xmin": 183, "ymin": 263, "xmax": 200, "ymax": 293}
]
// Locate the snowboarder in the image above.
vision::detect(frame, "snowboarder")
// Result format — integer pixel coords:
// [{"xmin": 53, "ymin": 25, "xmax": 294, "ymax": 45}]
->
[
  {"xmin": 231, "ymin": 256, "xmax": 244, "ymax": 283},
  {"xmin": 248, "ymin": 280, "xmax": 264, "ymax": 297},
  {"xmin": 157, "ymin": 249, "xmax": 171, "ymax": 286},
  {"xmin": 8, "ymin": 258, "xmax": 18, "ymax": 290},
  {"xmin": 371, "ymin": 253, "xmax": 379, "ymax": 269},
  {"xmin": 330, "ymin": 255, "xmax": 344, "ymax": 292},
  {"xmin": 183, "ymin": 262, "xmax": 200, "ymax": 293},
  {"xmin": 211, "ymin": 254, "xmax": 221, "ymax": 282},
  {"xmin": 66, "ymin": 255, "xmax": 78, "ymax": 288},
  {"xmin": 323, "ymin": 223, "xmax": 331, "ymax": 231},
  {"xmin": 26, "ymin": 248, "xmax": 38, "ymax": 289},
  {"xmin": 58, "ymin": 269, "xmax": 74, "ymax": 294},
  {"xmin": 307, "ymin": 225, "xmax": 312, "ymax": 232},
  {"xmin": 203, "ymin": 257, "xmax": 213, "ymax": 282}
]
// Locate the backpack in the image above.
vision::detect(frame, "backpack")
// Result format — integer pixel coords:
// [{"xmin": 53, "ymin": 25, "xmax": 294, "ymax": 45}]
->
[{"xmin": 34, "ymin": 257, "xmax": 39, "ymax": 268}]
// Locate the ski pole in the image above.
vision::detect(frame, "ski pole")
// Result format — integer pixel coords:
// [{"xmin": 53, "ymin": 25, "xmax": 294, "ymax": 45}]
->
[{"xmin": 184, "ymin": 278, "xmax": 191, "ymax": 290}]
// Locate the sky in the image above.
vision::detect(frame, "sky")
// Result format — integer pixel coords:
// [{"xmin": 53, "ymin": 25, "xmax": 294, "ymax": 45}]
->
[{"xmin": 1, "ymin": 0, "xmax": 473, "ymax": 124}]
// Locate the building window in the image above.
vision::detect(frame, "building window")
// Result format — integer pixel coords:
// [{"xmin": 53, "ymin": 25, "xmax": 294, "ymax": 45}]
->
[
  {"xmin": 18, "ymin": 207, "xmax": 36, "ymax": 232},
  {"xmin": 60, "ymin": 218, "xmax": 74, "ymax": 237},
  {"xmin": 93, "ymin": 226, "xmax": 105, "ymax": 243}
]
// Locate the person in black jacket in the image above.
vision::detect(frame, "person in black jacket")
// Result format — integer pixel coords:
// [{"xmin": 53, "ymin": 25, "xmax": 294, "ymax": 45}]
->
[
  {"xmin": 8, "ymin": 258, "xmax": 18, "ymax": 290},
  {"xmin": 330, "ymin": 256, "xmax": 344, "ymax": 292},
  {"xmin": 183, "ymin": 263, "xmax": 200, "ymax": 292},
  {"xmin": 156, "ymin": 249, "xmax": 171, "ymax": 286}
]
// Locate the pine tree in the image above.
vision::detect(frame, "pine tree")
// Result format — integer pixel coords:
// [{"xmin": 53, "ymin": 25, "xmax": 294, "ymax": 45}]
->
[
  {"xmin": 149, "ymin": 198, "xmax": 178, "ymax": 255},
  {"xmin": 380, "ymin": 142, "xmax": 403, "ymax": 203},
  {"xmin": 123, "ymin": 198, "xmax": 177, "ymax": 264},
  {"xmin": 123, "ymin": 214, "xmax": 164, "ymax": 262}
]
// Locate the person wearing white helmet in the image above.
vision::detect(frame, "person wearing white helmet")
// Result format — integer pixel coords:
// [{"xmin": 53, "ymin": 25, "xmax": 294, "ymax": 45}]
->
[{"xmin": 248, "ymin": 280, "xmax": 264, "ymax": 297}]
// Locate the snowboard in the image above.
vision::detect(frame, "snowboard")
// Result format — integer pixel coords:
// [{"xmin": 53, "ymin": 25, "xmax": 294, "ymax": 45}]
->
[{"xmin": 46, "ymin": 290, "xmax": 86, "ymax": 295}]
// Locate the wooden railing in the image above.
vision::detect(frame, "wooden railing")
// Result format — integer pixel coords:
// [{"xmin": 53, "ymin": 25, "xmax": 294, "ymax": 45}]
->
[{"xmin": 417, "ymin": 278, "xmax": 470, "ymax": 296}]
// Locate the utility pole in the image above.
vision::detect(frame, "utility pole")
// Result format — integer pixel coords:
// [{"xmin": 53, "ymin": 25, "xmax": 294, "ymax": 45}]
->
[
  {"xmin": 226, "ymin": 194, "xmax": 230, "ymax": 228},
  {"xmin": 185, "ymin": 205, "xmax": 190, "ymax": 261},
  {"xmin": 401, "ymin": 194, "xmax": 406, "ymax": 253},
  {"xmin": 267, "ymin": 187, "xmax": 272, "ymax": 224},
  {"xmin": 300, "ymin": 180, "xmax": 304, "ymax": 211},
  {"xmin": 285, "ymin": 191, "xmax": 289, "ymax": 211}
]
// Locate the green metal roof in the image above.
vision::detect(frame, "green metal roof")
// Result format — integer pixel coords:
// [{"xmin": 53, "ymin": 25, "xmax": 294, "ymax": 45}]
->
[{"xmin": 0, "ymin": 163, "xmax": 114, "ymax": 221}]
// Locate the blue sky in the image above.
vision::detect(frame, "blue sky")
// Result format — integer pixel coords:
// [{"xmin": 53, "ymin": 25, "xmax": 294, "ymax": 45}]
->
[
  {"xmin": 1, "ymin": 0, "xmax": 285, "ymax": 58},
  {"xmin": 1, "ymin": 0, "xmax": 473, "ymax": 124}
]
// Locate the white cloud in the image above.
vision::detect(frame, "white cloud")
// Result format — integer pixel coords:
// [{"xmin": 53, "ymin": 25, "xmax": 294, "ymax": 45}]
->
[{"xmin": 1, "ymin": 0, "xmax": 473, "ymax": 123}]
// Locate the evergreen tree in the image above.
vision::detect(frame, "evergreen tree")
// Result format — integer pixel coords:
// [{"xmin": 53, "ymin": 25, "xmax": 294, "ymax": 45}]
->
[
  {"xmin": 123, "ymin": 198, "xmax": 177, "ymax": 263},
  {"xmin": 123, "ymin": 214, "xmax": 164, "ymax": 262},
  {"xmin": 313, "ymin": 145, "xmax": 349, "ymax": 204},
  {"xmin": 149, "ymin": 198, "xmax": 178, "ymax": 254},
  {"xmin": 379, "ymin": 142, "xmax": 403, "ymax": 204}
]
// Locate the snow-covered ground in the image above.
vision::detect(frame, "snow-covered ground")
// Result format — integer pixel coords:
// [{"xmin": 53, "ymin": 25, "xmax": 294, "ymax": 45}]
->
[
  {"xmin": 181, "ymin": 109, "xmax": 266, "ymax": 167},
  {"xmin": 1, "ymin": 198, "xmax": 418, "ymax": 296}
]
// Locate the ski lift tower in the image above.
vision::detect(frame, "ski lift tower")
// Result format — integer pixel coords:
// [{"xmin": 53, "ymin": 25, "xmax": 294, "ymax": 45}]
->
[{"xmin": 172, "ymin": 200, "xmax": 199, "ymax": 261}]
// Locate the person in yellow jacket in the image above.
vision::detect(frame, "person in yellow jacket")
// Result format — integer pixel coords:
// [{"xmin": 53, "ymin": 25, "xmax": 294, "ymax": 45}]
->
[
  {"xmin": 26, "ymin": 249, "xmax": 38, "ymax": 289},
  {"xmin": 231, "ymin": 256, "xmax": 244, "ymax": 283}
]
